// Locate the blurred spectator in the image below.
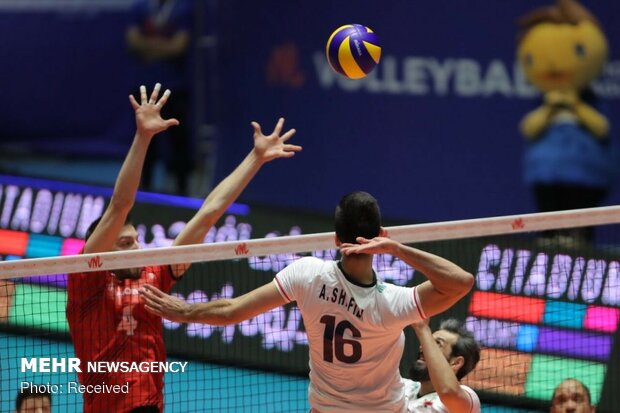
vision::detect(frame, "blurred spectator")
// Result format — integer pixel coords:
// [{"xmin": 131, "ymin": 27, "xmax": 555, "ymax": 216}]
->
[
  {"xmin": 15, "ymin": 385, "xmax": 51, "ymax": 413},
  {"xmin": 126, "ymin": 0, "xmax": 194, "ymax": 195},
  {"xmin": 550, "ymin": 378, "xmax": 595, "ymax": 413}
]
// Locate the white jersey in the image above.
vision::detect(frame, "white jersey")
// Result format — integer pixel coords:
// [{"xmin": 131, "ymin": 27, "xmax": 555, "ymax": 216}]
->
[
  {"xmin": 274, "ymin": 257, "xmax": 426, "ymax": 413},
  {"xmin": 403, "ymin": 379, "xmax": 480, "ymax": 413}
]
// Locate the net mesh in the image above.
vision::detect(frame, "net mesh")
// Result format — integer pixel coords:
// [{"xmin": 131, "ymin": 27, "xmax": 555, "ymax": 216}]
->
[{"xmin": 1, "ymin": 208, "xmax": 620, "ymax": 412}]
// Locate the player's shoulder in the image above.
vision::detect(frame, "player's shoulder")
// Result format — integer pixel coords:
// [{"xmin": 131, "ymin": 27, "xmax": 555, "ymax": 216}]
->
[
  {"xmin": 289, "ymin": 256, "xmax": 331, "ymax": 270},
  {"xmin": 459, "ymin": 384, "xmax": 481, "ymax": 411},
  {"xmin": 459, "ymin": 384, "xmax": 479, "ymax": 398},
  {"xmin": 459, "ymin": 384, "xmax": 476, "ymax": 391},
  {"xmin": 297, "ymin": 256, "xmax": 326, "ymax": 264},
  {"xmin": 66, "ymin": 270, "xmax": 110, "ymax": 303},
  {"xmin": 278, "ymin": 256, "xmax": 335, "ymax": 282},
  {"xmin": 377, "ymin": 280, "xmax": 412, "ymax": 295}
]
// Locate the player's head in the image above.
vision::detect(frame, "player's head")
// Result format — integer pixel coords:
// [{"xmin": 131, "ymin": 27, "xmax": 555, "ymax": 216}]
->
[
  {"xmin": 410, "ymin": 318, "xmax": 481, "ymax": 382},
  {"xmin": 334, "ymin": 191, "xmax": 381, "ymax": 244},
  {"xmin": 15, "ymin": 385, "xmax": 51, "ymax": 413},
  {"xmin": 550, "ymin": 378, "xmax": 595, "ymax": 413},
  {"xmin": 86, "ymin": 214, "xmax": 141, "ymax": 279}
]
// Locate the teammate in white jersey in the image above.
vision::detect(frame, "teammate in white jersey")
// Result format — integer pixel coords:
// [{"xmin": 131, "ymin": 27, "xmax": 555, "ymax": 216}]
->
[
  {"xmin": 141, "ymin": 191, "xmax": 474, "ymax": 412},
  {"xmin": 403, "ymin": 318, "xmax": 481, "ymax": 413}
]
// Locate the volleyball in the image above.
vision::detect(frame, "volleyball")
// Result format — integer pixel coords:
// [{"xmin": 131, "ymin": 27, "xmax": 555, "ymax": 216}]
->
[{"xmin": 326, "ymin": 24, "xmax": 381, "ymax": 79}]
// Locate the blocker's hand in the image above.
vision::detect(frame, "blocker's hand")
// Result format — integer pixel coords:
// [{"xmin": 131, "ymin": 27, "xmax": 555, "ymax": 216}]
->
[
  {"xmin": 129, "ymin": 83, "xmax": 180, "ymax": 139},
  {"xmin": 140, "ymin": 284, "xmax": 191, "ymax": 322},
  {"xmin": 251, "ymin": 117, "xmax": 302, "ymax": 163}
]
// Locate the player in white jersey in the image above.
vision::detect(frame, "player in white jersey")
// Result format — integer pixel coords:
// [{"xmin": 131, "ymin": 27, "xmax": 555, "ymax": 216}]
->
[
  {"xmin": 403, "ymin": 318, "xmax": 481, "ymax": 413},
  {"xmin": 274, "ymin": 256, "xmax": 425, "ymax": 411},
  {"xmin": 141, "ymin": 191, "xmax": 474, "ymax": 412}
]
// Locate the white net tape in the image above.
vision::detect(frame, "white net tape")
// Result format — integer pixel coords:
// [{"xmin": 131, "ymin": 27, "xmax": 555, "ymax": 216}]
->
[{"xmin": 1, "ymin": 205, "xmax": 619, "ymax": 279}]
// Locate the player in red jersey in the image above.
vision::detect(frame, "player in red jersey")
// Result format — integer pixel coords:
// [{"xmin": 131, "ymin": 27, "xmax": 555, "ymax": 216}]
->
[{"xmin": 66, "ymin": 83, "xmax": 301, "ymax": 413}]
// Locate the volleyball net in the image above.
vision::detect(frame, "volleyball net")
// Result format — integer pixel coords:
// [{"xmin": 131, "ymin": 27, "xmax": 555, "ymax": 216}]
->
[{"xmin": 1, "ymin": 207, "xmax": 620, "ymax": 412}]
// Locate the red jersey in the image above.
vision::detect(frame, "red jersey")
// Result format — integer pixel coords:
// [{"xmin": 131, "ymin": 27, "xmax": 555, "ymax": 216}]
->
[{"xmin": 67, "ymin": 265, "xmax": 176, "ymax": 413}]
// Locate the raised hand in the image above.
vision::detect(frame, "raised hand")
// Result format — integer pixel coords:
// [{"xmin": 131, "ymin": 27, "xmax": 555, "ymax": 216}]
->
[
  {"xmin": 340, "ymin": 236, "xmax": 398, "ymax": 256},
  {"xmin": 129, "ymin": 83, "xmax": 180, "ymax": 139},
  {"xmin": 251, "ymin": 117, "xmax": 302, "ymax": 162}
]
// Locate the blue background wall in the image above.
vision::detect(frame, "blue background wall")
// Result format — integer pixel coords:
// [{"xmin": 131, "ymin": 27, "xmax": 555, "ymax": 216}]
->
[
  {"xmin": 213, "ymin": 0, "xmax": 620, "ymax": 222},
  {"xmin": 0, "ymin": 4, "xmax": 136, "ymax": 157},
  {"xmin": 0, "ymin": 0, "xmax": 619, "ymax": 222}
]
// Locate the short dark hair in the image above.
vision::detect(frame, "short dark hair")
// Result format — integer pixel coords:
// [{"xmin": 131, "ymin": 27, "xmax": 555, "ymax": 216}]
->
[
  {"xmin": 15, "ymin": 385, "xmax": 51, "ymax": 411},
  {"xmin": 553, "ymin": 378, "xmax": 592, "ymax": 405},
  {"xmin": 440, "ymin": 318, "xmax": 481, "ymax": 380},
  {"xmin": 334, "ymin": 191, "xmax": 381, "ymax": 244},
  {"xmin": 85, "ymin": 214, "xmax": 134, "ymax": 241}
]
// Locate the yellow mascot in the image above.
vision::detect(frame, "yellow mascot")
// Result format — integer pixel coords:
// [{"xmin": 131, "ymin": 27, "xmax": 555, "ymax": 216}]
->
[{"xmin": 517, "ymin": 0, "xmax": 616, "ymax": 243}]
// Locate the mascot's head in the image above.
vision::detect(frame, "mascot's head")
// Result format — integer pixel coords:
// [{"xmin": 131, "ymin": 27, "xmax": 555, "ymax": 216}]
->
[{"xmin": 517, "ymin": 0, "xmax": 608, "ymax": 93}]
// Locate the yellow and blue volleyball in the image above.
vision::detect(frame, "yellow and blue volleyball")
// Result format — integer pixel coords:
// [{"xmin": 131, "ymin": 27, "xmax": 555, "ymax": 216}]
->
[{"xmin": 326, "ymin": 24, "xmax": 381, "ymax": 79}]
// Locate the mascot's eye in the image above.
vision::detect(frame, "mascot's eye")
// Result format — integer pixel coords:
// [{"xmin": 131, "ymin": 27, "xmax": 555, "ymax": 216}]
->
[
  {"xmin": 524, "ymin": 53, "xmax": 533, "ymax": 66},
  {"xmin": 574, "ymin": 43, "xmax": 586, "ymax": 57}
]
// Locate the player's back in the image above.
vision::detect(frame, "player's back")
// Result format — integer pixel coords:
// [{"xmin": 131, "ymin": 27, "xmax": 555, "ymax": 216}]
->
[{"xmin": 275, "ymin": 257, "xmax": 426, "ymax": 412}]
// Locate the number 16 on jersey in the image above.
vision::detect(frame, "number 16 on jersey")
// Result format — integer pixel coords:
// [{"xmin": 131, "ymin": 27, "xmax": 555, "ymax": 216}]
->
[{"xmin": 320, "ymin": 315, "xmax": 362, "ymax": 363}]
